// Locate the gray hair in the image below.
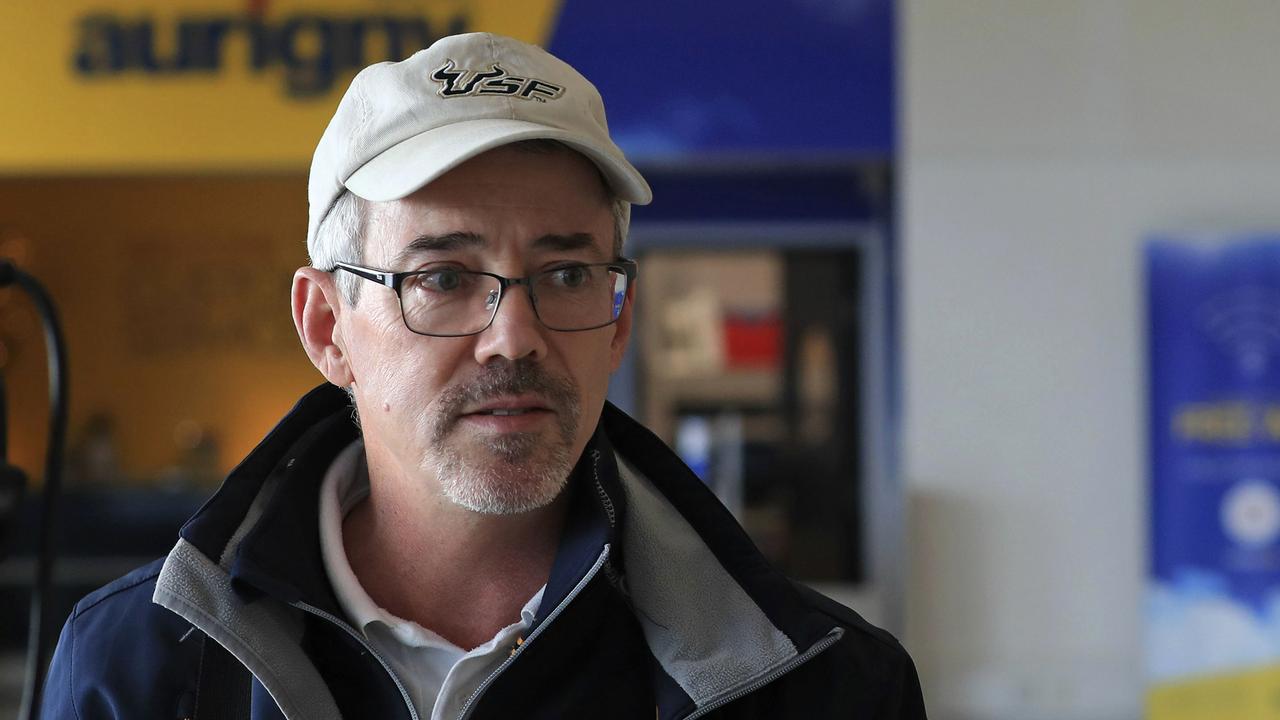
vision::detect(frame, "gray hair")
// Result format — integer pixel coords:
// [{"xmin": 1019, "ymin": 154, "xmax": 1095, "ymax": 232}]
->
[
  {"xmin": 309, "ymin": 189, "xmax": 370, "ymax": 307},
  {"xmin": 308, "ymin": 142, "xmax": 633, "ymax": 308}
]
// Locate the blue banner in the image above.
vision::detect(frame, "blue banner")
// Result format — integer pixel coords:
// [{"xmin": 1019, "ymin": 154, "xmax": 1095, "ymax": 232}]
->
[
  {"xmin": 548, "ymin": 0, "xmax": 894, "ymax": 158},
  {"xmin": 1147, "ymin": 235, "xmax": 1280, "ymax": 717}
]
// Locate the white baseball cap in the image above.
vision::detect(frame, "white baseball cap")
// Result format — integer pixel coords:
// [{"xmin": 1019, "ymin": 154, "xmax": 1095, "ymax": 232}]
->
[{"xmin": 307, "ymin": 32, "xmax": 652, "ymax": 252}]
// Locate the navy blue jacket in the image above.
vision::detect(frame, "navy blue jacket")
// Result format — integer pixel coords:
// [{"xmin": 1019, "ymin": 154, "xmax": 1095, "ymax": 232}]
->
[{"xmin": 40, "ymin": 384, "xmax": 926, "ymax": 719}]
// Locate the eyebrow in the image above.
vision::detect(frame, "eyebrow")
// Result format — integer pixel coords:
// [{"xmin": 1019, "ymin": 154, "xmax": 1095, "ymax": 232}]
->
[
  {"xmin": 391, "ymin": 231, "xmax": 485, "ymax": 268},
  {"xmin": 532, "ymin": 233, "xmax": 603, "ymax": 254},
  {"xmin": 389, "ymin": 231, "xmax": 605, "ymax": 268}
]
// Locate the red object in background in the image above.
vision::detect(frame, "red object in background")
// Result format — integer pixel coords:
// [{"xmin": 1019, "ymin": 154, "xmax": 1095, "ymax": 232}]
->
[{"xmin": 723, "ymin": 312, "xmax": 782, "ymax": 369}]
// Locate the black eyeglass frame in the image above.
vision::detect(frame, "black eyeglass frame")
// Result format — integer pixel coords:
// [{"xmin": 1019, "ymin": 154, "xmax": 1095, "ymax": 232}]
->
[{"xmin": 332, "ymin": 259, "xmax": 639, "ymax": 338}]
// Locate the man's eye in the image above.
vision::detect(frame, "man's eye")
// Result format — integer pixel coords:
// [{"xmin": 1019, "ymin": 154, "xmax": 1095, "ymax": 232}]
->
[
  {"xmin": 548, "ymin": 265, "xmax": 590, "ymax": 288},
  {"xmin": 417, "ymin": 269, "xmax": 463, "ymax": 292}
]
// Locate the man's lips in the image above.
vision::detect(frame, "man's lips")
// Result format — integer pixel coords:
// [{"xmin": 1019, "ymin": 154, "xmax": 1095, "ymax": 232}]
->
[
  {"xmin": 460, "ymin": 396, "xmax": 554, "ymax": 417},
  {"xmin": 456, "ymin": 396, "xmax": 555, "ymax": 434}
]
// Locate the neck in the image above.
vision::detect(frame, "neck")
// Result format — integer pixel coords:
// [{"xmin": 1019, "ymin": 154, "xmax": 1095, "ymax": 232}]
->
[{"xmin": 342, "ymin": 442, "xmax": 569, "ymax": 650}]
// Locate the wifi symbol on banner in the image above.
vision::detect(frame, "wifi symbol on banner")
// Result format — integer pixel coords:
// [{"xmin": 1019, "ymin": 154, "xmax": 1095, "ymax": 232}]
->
[{"xmin": 1196, "ymin": 286, "xmax": 1280, "ymax": 377}]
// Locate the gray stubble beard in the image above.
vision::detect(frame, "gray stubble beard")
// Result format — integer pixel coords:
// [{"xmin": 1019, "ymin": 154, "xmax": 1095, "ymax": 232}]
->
[{"xmin": 427, "ymin": 361, "xmax": 582, "ymax": 515}]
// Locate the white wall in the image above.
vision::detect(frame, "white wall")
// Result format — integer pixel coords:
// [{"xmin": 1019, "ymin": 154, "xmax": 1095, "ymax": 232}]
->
[{"xmin": 902, "ymin": 2, "xmax": 1280, "ymax": 719}]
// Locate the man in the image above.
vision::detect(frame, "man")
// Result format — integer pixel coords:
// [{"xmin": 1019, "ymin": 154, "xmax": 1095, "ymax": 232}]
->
[{"xmin": 41, "ymin": 33, "xmax": 925, "ymax": 719}]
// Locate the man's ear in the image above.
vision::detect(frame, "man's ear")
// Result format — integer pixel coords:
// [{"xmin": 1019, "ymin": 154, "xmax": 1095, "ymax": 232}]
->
[
  {"xmin": 609, "ymin": 281, "xmax": 636, "ymax": 372},
  {"xmin": 292, "ymin": 267, "xmax": 354, "ymax": 387}
]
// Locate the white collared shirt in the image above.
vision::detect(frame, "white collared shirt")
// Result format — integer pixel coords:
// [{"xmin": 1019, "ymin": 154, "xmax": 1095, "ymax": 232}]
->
[{"xmin": 319, "ymin": 441, "xmax": 545, "ymax": 720}]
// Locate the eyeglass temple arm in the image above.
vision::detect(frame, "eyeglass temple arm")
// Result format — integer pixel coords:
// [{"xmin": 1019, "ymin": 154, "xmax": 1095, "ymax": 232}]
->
[{"xmin": 335, "ymin": 263, "xmax": 396, "ymax": 288}]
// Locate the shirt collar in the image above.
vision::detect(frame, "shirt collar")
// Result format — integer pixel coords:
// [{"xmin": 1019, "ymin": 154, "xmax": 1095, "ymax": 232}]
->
[{"xmin": 317, "ymin": 440, "xmax": 386, "ymax": 636}]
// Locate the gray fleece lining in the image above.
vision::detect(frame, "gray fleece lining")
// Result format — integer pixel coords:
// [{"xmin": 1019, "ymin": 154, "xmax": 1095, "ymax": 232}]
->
[
  {"xmin": 154, "ymin": 539, "xmax": 342, "ymax": 720},
  {"xmin": 616, "ymin": 455, "xmax": 798, "ymax": 709}
]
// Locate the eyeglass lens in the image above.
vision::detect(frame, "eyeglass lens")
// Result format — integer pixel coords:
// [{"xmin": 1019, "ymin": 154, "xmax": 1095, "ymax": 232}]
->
[{"xmin": 399, "ymin": 265, "xmax": 629, "ymax": 336}]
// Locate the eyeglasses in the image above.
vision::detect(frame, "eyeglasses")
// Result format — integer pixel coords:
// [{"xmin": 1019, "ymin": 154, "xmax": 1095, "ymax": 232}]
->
[{"xmin": 332, "ymin": 259, "xmax": 638, "ymax": 337}]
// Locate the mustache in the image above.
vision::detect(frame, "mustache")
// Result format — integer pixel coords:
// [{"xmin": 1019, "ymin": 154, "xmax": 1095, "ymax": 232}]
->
[{"xmin": 432, "ymin": 360, "xmax": 580, "ymax": 436}]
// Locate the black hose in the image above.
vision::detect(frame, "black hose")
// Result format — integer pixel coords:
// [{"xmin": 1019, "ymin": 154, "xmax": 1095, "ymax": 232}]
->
[{"xmin": 0, "ymin": 261, "xmax": 69, "ymax": 720}]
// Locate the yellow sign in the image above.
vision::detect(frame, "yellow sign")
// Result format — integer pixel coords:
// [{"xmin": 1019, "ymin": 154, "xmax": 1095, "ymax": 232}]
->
[
  {"xmin": 1148, "ymin": 664, "xmax": 1280, "ymax": 720},
  {"xmin": 0, "ymin": 0, "xmax": 562, "ymax": 173}
]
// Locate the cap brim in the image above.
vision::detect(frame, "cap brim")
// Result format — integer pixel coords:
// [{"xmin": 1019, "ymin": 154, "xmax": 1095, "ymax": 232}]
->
[{"xmin": 344, "ymin": 118, "xmax": 652, "ymax": 206}]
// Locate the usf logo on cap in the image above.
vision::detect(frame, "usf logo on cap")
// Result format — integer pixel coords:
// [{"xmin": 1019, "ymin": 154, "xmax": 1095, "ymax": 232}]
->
[{"xmin": 431, "ymin": 60, "xmax": 565, "ymax": 102}]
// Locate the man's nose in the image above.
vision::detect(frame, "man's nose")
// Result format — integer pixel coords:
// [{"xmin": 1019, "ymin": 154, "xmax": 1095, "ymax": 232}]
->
[{"xmin": 473, "ymin": 284, "xmax": 548, "ymax": 364}]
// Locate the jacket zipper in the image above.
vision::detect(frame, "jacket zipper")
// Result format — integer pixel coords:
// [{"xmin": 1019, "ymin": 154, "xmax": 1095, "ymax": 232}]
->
[
  {"xmin": 680, "ymin": 627, "xmax": 845, "ymax": 720},
  {"xmin": 455, "ymin": 544, "xmax": 611, "ymax": 720},
  {"xmin": 291, "ymin": 600, "xmax": 421, "ymax": 720}
]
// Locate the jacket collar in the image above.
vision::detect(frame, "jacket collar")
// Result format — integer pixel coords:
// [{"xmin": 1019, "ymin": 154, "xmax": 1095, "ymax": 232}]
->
[
  {"xmin": 179, "ymin": 383, "xmax": 356, "ymax": 612},
  {"xmin": 164, "ymin": 384, "xmax": 842, "ymax": 717},
  {"xmin": 600, "ymin": 403, "xmax": 840, "ymax": 713},
  {"xmin": 535, "ymin": 425, "xmax": 626, "ymax": 625}
]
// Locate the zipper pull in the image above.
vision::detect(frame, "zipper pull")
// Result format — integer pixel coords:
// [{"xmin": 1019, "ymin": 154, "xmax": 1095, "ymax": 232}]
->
[
  {"xmin": 508, "ymin": 635, "xmax": 524, "ymax": 658},
  {"xmin": 176, "ymin": 689, "xmax": 195, "ymax": 720}
]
